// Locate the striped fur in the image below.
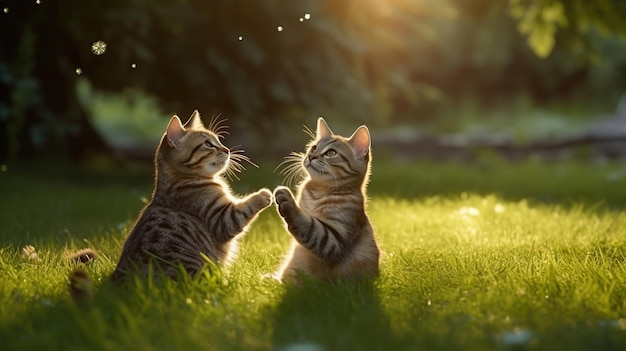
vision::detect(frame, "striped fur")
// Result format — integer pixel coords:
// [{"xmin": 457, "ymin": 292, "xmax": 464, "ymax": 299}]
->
[
  {"xmin": 274, "ymin": 117, "xmax": 380, "ymax": 282},
  {"xmin": 111, "ymin": 111, "xmax": 271, "ymax": 281}
]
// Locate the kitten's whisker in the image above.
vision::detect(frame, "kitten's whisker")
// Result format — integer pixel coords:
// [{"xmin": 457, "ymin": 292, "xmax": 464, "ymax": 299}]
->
[
  {"xmin": 223, "ymin": 167, "xmax": 241, "ymax": 181},
  {"xmin": 274, "ymin": 152, "xmax": 306, "ymax": 188},
  {"xmin": 228, "ymin": 158, "xmax": 246, "ymax": 172},
  {"xmin": 208, "ymin": 115, "xmax": 230, "ymax": 138},
  {"xmin": 226, "ymin": 145, "xmax": 258, "ymax": 169},
  {"xmin": 274, "ymin": 152, "xmax": 304, "ymax": 173},
  {"xmin": 231, "ymin": 154, "xmax": 258, "ymax": 169},
  {"xmin": 303, "ymin": 125, "xmax": 315, "ymax": 140},
  {"xmin": 215, "ymin": 127, "xmax": 230, "ymax": 138}
]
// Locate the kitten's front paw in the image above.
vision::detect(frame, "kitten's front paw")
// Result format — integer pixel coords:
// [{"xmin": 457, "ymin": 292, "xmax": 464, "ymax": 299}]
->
[
  {"xmin": 253, "ymin": 188, "xmax": 272, "ymax": 210},
  {"xmin": 273, "ymin": 186, "xmax": 296, "ymax": 218}
]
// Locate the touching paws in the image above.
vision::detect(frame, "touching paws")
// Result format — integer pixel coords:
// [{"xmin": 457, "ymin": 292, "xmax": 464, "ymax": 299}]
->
[{"xmin": 273, "ymin": 186, "xmax": 297, "ymax": 218}]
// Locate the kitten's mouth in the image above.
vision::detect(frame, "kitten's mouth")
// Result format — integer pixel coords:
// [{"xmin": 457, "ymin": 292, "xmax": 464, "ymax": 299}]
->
[
  {"xmin": 303, "ymin": 159, "xmax": 315, "ymax": 171},
  {"xmin": 212, "ymin": 153, "xmax": 229, "ymax": 167},
  {"xmin": 212, "ymin": 159, "xmax": 227, "ymax": 167},
  {"xmin": 210, "ymin": 158, "xmax": 226, "ymax": 168},
  {"xmin": 304, "ymin": 160, "xmax": 323, "ymax": 174}
]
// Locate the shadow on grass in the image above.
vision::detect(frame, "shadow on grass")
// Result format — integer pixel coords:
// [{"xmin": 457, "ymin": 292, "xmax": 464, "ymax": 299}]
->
[
  {"xmin": 270, "ymin": 278, "xmax": 410, "ymax": 350},
  {"xmin": 0, "ymin": 268, "xmax": 237, "ymax": 350}
]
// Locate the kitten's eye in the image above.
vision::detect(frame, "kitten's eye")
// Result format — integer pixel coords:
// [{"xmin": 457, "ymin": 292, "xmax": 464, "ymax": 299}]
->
[
  {"xmin": 204, "ymin": 140, "xmax": 216, "ymax": 148},
  {"xmin": 324, "ymin": 149, "xmax": 337, "ymax": 157}
]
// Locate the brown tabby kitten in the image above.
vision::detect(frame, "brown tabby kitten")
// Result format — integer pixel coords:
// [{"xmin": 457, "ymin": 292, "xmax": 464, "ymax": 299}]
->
[
  {"xmin": 274, "ymin": 117, "xmax": 379, "ymax": 282},
  {"xmin": 110, "ymin": 111, "xmax": 272, "ymax": 281}
]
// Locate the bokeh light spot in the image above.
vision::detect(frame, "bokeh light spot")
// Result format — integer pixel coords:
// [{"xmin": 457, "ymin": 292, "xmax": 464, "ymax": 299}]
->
[{"xmin": 91, "ymin": 41, "xmax": 107, "ymax": 55}]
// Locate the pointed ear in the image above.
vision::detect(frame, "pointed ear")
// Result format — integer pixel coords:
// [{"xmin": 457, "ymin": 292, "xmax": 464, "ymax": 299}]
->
[
  {"xmin": 166, "ymin": 115, "xmax": 185, "ymax": 147},
  {"xmin": 184, "ymin": 110, "xmax": 204, "ymax": 129},
  {"xmin": 349, "ymin": 125, "xmax": 371, "ymax": 158},
  {"xmin": 316, "ymin": 117, "xmax": 333, "ymax": 139}
]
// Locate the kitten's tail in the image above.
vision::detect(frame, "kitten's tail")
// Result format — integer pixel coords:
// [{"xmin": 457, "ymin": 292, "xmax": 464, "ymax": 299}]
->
[
  {"xmin": 69, "ymin": 268, "xmax": 94, "ymax": 300},
  {"xmin": 67, "ymin": 248, "xmax": 98, "ymax": 301},
  {"xmin": 67, "ymin": 248, "xmax": 98, "ymax": 263}
]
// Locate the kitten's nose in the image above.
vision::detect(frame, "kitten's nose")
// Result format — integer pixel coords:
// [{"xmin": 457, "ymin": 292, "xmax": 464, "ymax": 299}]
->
[{"xmin": 308, "ymin": 155, "xmax": 316, "ymax": 161}]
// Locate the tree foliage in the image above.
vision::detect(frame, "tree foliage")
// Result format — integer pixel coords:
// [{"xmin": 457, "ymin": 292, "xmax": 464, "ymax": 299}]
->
[{"xmin": 509, "ymin": 0, "xmax": 626, "ymax": 58}]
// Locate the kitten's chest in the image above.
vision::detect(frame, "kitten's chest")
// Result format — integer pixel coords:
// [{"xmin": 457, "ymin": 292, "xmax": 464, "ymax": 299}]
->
[{"xmin": 299, "ymin": 192, "xmax": 341, "ymax": 217}]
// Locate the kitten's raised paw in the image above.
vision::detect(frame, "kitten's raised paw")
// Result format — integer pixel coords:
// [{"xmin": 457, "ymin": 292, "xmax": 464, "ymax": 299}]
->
[
  {"xmin": 274, "ymin": 186, "xmax": 296, "ymax": 217},
  {"xmin": 253, "ymin": 188, "xmax": 272, "ymax": 210},
  {"xmin": 273, "ymin": 186, "xmax": 294, "ymax": 204}
]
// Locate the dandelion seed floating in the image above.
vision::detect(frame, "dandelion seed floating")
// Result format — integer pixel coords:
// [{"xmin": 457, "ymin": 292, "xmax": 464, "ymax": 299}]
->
[
  {"xmin": 22, "ymin": 245, "xmax": 39, "ymax": 261},
  {"xmin": 299, "ymin": 18, "xmax": 304, "ymax": 22},
  {"xmin": 75, "ymin": 68, "xmax": 82, "ymax": 75},
  {"xmin": 3, "ymin": 7, "xmax": 8, "ymax": 13},
  {"xmin": 35, "ymin": 0, "xmax": 41, "ymax": 4},
  {"xmin": 304, "ymin": 13, "xmax": 311, "ymax": 20},
  {"xmin": 238, "ymin": 36, "xmax": 243, "ymax": 41},
  {"xmin": 91, "ymin": 40, "xmax": 107, "ymax": 55},
  {"xmin": 277, "ymin": 26, "xmax": 283, "ymax": 32},
  {"xmin": 131, "ymin": 63, "xmax": 137, "ymax": 69}
]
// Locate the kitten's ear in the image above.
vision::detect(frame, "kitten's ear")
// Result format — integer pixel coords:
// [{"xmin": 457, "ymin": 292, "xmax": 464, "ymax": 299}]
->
[
  {"xmin": 166, "ymin": 115, "xmax": 185, "ymax": 147},
  {"xmin": 184, "ymin": 110, "xmax": 204, "ymax": 129},
  {"xmin": 316, "ymin": 117, "xmax": 333, "ymax": 139},
  {"xmin": 349, "ymin": 125, "xmax": 371, "ymax": 158}
]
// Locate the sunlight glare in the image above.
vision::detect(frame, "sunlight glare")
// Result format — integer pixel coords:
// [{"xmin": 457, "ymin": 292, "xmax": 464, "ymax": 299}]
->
[
  {"xmin": 3, "ymin": 7, "xmax": 8, "ymax": 13},
  {"xmin": 459, "ymin": 207, "xmax": 480, "ymax": 217}
]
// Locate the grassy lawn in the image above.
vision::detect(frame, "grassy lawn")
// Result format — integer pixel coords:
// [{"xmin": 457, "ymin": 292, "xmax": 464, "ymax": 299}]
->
[{"xmin": 1, "ymin": 157, "xmax": 625, "ymax": 350}]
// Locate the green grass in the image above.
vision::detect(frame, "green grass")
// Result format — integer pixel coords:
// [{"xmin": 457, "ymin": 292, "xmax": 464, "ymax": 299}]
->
[{"xmin": 1, "ymin": 157, "xmax": 625, "ymax": 350}]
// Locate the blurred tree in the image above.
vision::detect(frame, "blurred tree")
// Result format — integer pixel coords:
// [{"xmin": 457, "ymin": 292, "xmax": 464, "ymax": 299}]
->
[{"xmin": 2, "ymin": 0, "xmax": 626, "ymax": 162}]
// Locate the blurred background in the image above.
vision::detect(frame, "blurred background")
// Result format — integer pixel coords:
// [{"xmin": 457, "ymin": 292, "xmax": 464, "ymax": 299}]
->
[{"xmin": 2, "ymin": 0, "xmax": 626, "ymax": 165}]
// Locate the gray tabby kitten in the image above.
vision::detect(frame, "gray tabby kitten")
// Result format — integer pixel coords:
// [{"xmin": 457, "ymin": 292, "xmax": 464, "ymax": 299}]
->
[
  {"xmin": 274, "ymin": 117, "xmax": 380, "ymax": 282},
  {"xmin": 111, "ymin": 111, "xmax": 272, "ymax": 281}
]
